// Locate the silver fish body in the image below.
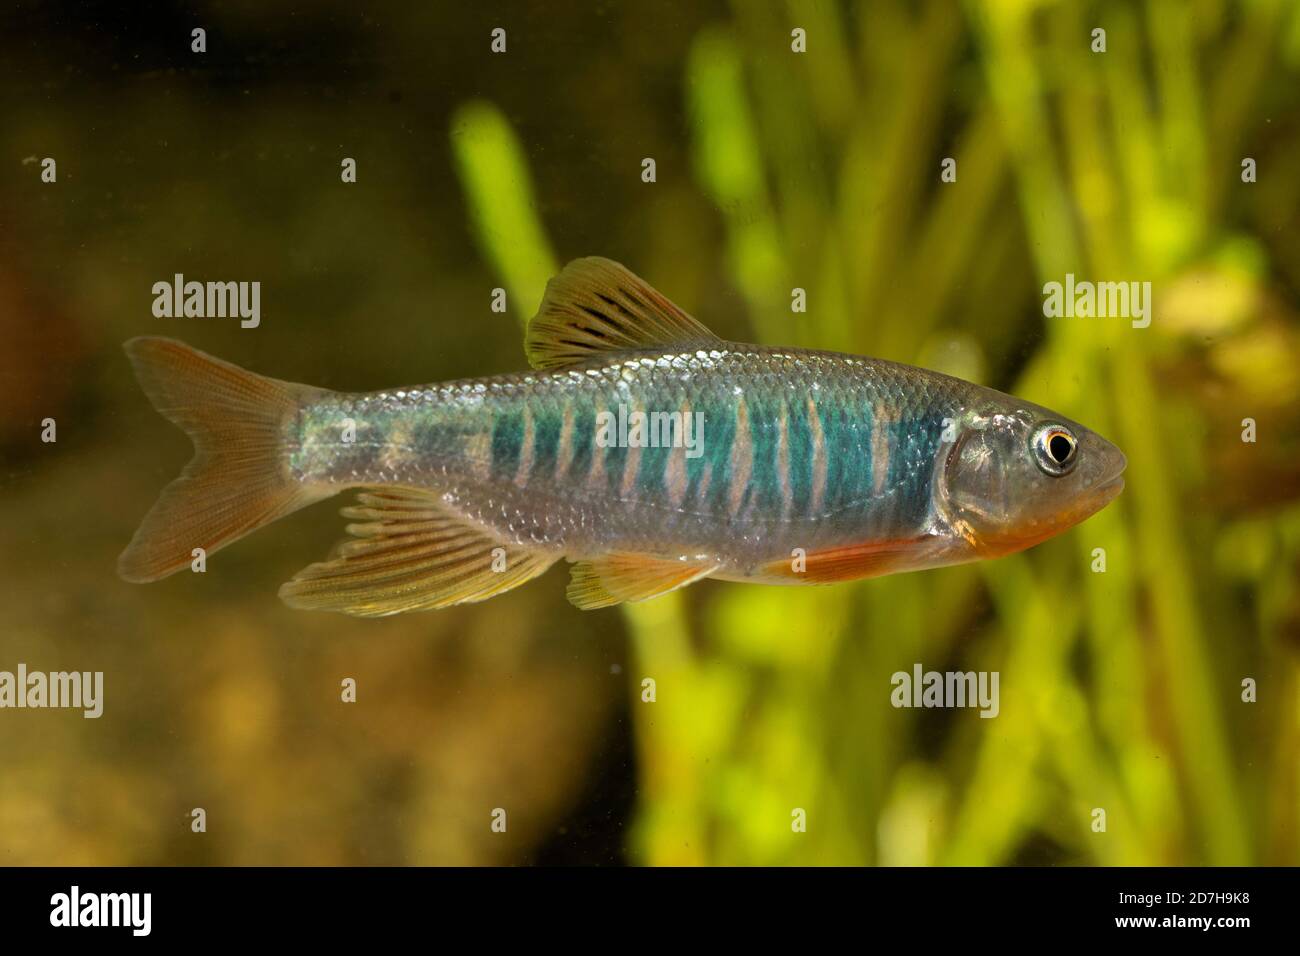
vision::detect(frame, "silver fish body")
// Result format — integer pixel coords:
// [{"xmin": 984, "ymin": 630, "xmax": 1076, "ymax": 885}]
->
[{"xmin": 120, "ymin": 258, "xmax": 1125, "ymax": 614}]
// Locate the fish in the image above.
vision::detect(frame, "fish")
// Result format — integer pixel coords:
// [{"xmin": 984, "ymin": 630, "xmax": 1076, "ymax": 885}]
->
[{"xmin": 118, "ymin": 256, "xmax": 1126, "ymax": 616}]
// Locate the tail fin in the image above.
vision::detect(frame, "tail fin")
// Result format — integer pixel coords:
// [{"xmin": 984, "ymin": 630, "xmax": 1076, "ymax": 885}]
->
[{"xmin": 118, "ymin": 337, "xmax": 330, "ymax": 583}]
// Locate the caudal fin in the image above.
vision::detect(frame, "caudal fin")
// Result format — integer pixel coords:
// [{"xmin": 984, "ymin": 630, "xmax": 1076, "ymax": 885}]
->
[{"xmin": 118, "ymin": 337, "xmax": 330, "ymax": 583}]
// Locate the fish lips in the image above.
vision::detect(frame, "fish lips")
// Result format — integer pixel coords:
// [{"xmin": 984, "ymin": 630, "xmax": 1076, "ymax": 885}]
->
[
  {"xmin": 1076, "ymin": 472, "xmax": 1125, "ymax": 520},
  {"xmin": 1081, "ymin": 438, "xmax": 1127, "ymax": 508}
]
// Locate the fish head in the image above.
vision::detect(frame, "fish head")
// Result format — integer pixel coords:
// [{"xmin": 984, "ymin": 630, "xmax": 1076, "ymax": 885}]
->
[{"xmin": 937, "ymin": 399, "xmax": 1126, "ymax": 559}]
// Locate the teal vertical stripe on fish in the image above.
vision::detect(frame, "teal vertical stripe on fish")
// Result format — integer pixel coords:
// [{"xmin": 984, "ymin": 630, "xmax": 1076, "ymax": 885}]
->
[
  {"xmin": 635, "ymin": 432, "xmax": 671, "ymax": 497},
  {"xmin": 888, "ymin": 412, "xmax": 945, "ymax": 527},
  {"xmin": 490, "ymin": 409, "xmax": 524, "ymax": 481},
  {"xmin": 785, "ymin": 395, "xmax": 814, "ymax": 518},
  {"xmin": 529, "ymin": 404, "xmax": 563, "ymax": 484},
  {"xmin": 702, "ymin": 397, "xmax": 737, "ymax": 517},
  {"xmin": 603, "ymin": 418, "xmax": 629, "ymax": 498},
  {"xmin": 747, "ymin": 393, "xmax": 782, "ymax": 516},
  {"xmin": 565, "ymin": 401, "xmax": 596, "ymax": 484},
  {"xmin": 840, "ymin": 394, "xmax": 873, "ymax": 521},
  {"xmin": 818, "ymin": 401, "xmax": 848, "ymax": 516}
]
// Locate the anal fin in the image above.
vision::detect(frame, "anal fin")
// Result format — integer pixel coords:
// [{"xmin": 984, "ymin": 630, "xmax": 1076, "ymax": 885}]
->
[
  {"xmin": 278, "ymin": 487, "xmax": 558, "ymax": 617},
  {"xmin": 566, "ymin": 552, "xmax": 718, "ymax": 610}
]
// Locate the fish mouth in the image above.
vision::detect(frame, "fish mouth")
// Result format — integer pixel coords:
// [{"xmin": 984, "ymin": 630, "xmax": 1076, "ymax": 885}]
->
[
  {"xmin": 968, "ymin": 474, "xmax": 1126, "ymax": 559},
  {"xmin": 1065, "ymin": 472, "xmax": 1125, "ymax": 526},
  {"xmin": 1080, "ymin": 439, "xmax": 1126, "ymax": 513},
  {"xmin": 1089, "ymin": 474, "xmax": 1125, "ymax": 508}
]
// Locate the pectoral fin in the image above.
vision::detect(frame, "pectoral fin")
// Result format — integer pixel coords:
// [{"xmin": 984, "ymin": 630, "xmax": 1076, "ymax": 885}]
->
[
  {"xmin": 279, "ymin": 487, "xmax": 558, "ymax": 616},
  {"xmin": 566, "ymin": 552, "xmax": 719, "ymax": 610}
]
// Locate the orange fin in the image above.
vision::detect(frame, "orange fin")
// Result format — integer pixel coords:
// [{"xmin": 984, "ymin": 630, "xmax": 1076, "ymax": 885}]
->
[
  {"xmin": 118, "ymin": 337, "xmax": 332, "ymax": 583},
  {"xmin": 762, "ymin": 538, "xmax": 929, "ymax": 584},
  {"xmin": 279, "ymin": 487, "xmax": 559, "ymax": 617},
  {"xmin": 525, "ymin": 257, "xmax": 722, "ymax": 370},
  {"xmin": 566, "ymin": 551, "xmax": 719, "ymax": 610}
]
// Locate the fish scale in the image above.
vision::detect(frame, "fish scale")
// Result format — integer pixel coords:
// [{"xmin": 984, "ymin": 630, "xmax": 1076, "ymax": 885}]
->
[{"xmin": 290, "ymin": 346, "xmax": 955, "ymax": 569}]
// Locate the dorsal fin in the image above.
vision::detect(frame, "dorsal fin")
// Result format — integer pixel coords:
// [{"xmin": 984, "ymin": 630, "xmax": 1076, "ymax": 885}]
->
[{"xmin": 524, "ymin": 257, "xmax": 722, "ymax": 370}]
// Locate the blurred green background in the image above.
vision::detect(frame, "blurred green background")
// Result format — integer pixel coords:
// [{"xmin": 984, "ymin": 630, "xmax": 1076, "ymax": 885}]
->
[{"xmin": 1, "ymin": 0, "xmax": 1298, "ymax": 865}]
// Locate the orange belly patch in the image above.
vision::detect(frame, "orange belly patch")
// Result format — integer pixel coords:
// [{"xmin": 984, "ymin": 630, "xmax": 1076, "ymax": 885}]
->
[{"xmin": 761, "ymin": 536, "xmax": 931, "ymax": 584}]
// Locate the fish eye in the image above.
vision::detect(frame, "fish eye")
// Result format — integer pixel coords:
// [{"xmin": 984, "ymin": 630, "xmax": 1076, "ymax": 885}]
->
[{"xmin": 1032, "ymin": 424, "xmax": 1078, "ymax": 476}]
